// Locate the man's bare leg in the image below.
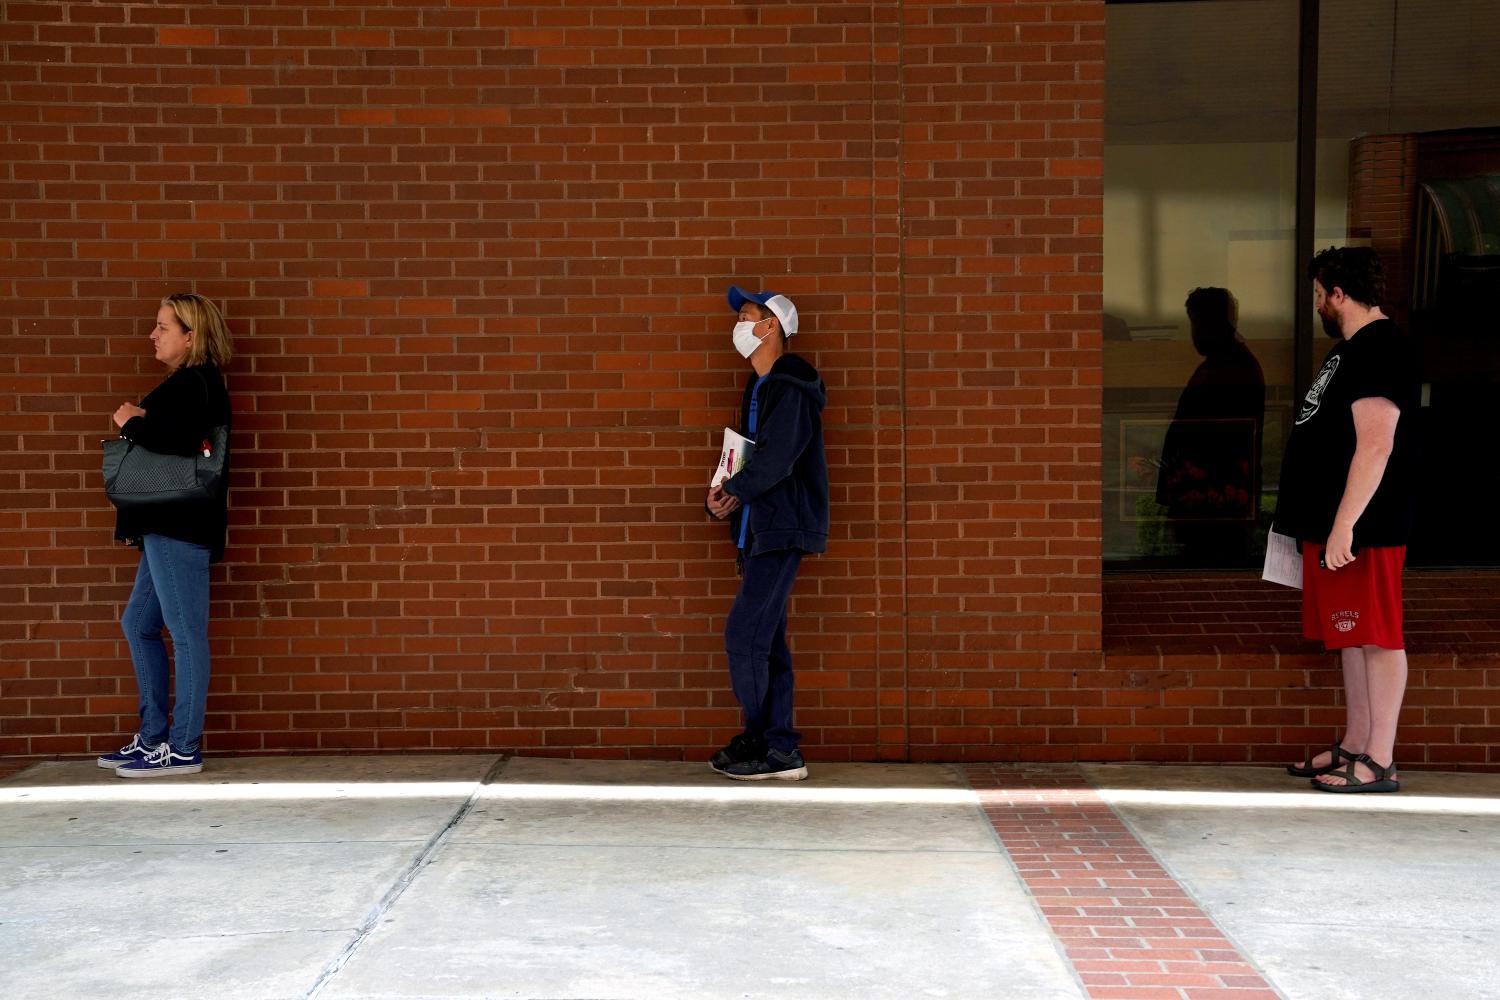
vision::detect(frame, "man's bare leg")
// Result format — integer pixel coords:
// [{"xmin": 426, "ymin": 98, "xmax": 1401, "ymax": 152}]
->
[
  {"xmin": 1316, "ymin": 644, "xmax": 1406, "ymax": 786},
  {"xmin": 1294, "ymin": 646, "xmax": 1372, "ymax": 770}
]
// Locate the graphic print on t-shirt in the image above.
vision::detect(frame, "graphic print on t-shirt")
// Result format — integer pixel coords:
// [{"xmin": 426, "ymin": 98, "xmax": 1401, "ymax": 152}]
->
[{"xmin": 1296, "ymin": 354, "xmax": 1340, "ymax": 425}]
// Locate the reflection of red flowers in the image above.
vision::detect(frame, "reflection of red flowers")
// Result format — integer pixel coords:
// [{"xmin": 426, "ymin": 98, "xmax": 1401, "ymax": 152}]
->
[{"xmin": 1164, "ymin": 469, "xmax": 1251, "ymax": 516}]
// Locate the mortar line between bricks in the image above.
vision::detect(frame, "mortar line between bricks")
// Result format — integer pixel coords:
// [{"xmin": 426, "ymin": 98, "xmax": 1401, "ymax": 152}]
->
[
  {"xmin": 961, "ymin": 764, "xmax": 1287, "ymax": 1000},
  {"xmin": 301, "ymin": 754, "xmax": 510, "ymax": 1000}
]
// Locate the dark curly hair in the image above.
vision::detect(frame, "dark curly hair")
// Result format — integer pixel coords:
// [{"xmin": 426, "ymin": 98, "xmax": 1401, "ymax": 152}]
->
[
  {"xmin": 1184, "ymin": 286, "xmax": 1238, "ymax": 354},
  {"xmin": 1307, "ymin": 246, "xmax": 1385, "ymax": 308}
]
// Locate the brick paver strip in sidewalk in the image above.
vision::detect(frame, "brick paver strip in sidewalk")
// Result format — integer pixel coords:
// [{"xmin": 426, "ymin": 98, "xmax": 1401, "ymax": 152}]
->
[{"xmin": 966, "ymin": 764, "xmax": 1281, "ymax": 1000}]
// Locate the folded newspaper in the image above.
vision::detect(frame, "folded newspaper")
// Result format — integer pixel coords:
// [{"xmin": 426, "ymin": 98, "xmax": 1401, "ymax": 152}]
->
[{"xmin": 711, "ymin": 427, "xmax": 755, "ymax": 487}]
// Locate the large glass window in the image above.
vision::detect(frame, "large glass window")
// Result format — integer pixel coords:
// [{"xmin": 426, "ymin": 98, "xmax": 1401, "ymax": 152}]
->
[
  {"xmin": 1105, "ymin": 0, "xmax": 1500, "ymax": 570},
  {"xmin": 1104, "ymin": 1, "xmax": 1299, "ymax": 567}
]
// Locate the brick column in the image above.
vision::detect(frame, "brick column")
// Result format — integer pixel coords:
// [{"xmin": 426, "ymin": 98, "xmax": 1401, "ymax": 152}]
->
[{"xmin": 900, "ymin": 0, "xmax": 1105, "ymax": 760}]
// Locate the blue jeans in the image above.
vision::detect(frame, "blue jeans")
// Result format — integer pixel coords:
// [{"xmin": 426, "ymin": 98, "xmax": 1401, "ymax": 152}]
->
[
  {"xmin": 724, "ymin": 548, "xmax": 803, "ymax": 752},
  {"xmin": 121, "ymin": 534, "xmax": 212, "ymax": 753}
]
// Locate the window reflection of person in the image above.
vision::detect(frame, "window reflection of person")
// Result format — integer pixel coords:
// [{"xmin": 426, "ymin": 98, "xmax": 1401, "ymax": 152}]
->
[{"xmin": 1155, "ymin": 287, "xmax": 1265, "ymax": 564}]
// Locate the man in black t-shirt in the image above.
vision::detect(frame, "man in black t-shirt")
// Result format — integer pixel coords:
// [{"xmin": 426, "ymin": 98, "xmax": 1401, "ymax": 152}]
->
[{"xmin": 1276, "ymin": 247, "xmax": 1420, "ymax": 794}]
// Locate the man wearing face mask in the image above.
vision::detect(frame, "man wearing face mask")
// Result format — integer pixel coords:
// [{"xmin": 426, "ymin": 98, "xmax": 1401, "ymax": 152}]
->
[
  {"xmin": 1275, "ymin": 247, "xmax": 1421, "ymax": 794},
  {"xmin": 705, "ymin": 286, "xmax": 828, "ymax": 781}
]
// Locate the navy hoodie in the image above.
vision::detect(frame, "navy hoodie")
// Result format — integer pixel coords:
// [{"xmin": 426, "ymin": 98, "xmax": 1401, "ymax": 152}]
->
[{"xmin": 721, "ymin": 353, "xmax": 829, "ymax": 556}]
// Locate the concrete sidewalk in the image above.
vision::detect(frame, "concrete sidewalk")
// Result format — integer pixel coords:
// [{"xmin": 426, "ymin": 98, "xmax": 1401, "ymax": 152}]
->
[
  {"xmin": 1084, "ymin": 763, "xmax": 1500, "ymax": 1000},
  {"xmin": 1, "ymin": 755, "xmax": 1497, "ymax": 1000}
]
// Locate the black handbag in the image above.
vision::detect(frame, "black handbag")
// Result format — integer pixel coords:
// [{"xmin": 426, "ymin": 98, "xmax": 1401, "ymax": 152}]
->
[{"xmin": 102, "ymin": 424, "xmax": 229, "ymax": 509}]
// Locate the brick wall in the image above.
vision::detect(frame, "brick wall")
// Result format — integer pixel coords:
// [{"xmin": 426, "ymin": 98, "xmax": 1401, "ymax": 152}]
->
[
  {"xmin": 1102, "ymin": 572, "xmax": 1500, "ymax": 769},
  {"xmin": 0, "ymin": 0, "xmax": 1106, "ymax": 762},
  {"xmin": 10, "ymin": 3, "xmax": 1493, "ymax": 770},
  {"xmin": 900, "ymin": 0, "xmax": 1103, "ymax": 758},
  {"xmin": 1105, "ymin": 571, "xmax": 1500, "ymax": 654}
]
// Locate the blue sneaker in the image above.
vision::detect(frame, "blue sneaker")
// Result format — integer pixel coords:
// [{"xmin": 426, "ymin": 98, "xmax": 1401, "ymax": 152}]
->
[
  {"xmin": 115, "ymin": 742, "xmax": 203, "ymax": 778},
  {"xmin": 96, "ymin": 734, "xmax": 152, "ymax": 770}
]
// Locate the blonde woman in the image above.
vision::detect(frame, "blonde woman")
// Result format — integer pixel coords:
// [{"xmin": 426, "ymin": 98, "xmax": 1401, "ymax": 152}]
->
[{"xmin": 99, "ymin": 293, "xmax": 233, "ymax": 777}]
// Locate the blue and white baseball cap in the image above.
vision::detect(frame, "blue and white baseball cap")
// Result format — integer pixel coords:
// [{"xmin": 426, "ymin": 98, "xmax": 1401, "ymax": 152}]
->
[{"xmin": 727, "ymin": 285, "xmax": 798, "ymax": 337}]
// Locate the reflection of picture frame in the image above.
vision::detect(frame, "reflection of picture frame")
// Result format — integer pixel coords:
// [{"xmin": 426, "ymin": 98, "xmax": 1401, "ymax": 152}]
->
[{"xmin": 1119, "ymin": 418, "xmax": 1170, "ymax": 521}]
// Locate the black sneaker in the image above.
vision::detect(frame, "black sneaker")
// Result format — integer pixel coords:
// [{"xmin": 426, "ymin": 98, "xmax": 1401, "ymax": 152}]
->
[
  {"xmin": 709, "ymin": 733, "xmax": 767, "ymax": 774},
  {"xmin": 723, "ymin": 748, "xmax": 808, "ymax": 782},
  {"xmin": 96, "ymin": 734, "xmax": 151, "ymax": 770}
]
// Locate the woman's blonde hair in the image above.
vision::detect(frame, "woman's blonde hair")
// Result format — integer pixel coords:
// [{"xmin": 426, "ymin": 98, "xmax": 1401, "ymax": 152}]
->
[{"xmin": 162, "ymin": 292, "xmax": 233, "ymax": 368}]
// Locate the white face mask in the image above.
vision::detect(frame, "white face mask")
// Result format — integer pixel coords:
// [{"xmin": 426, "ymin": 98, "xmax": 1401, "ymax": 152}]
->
[{"xmin": 733, "ymin": 320, "xmax": 767, "ymax": 359}]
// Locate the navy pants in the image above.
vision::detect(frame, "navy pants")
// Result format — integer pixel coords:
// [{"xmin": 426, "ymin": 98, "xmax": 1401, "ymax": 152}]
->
[{"xmin": 725, "ymin": 548, "xmax": 803, "ymax": 752}]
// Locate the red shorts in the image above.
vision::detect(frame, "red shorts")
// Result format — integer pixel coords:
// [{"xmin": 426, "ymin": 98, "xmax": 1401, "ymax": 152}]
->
[{"xmin": 1301, "ymin": 544, "xmax": 1405, "ymax": 650}]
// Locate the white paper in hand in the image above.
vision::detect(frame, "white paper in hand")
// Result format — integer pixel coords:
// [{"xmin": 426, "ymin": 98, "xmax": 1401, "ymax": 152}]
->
[
  {"xmin": 711, "ymin": 427, "xmax": 755, "ymax": 487},
  {"xmin": 1261, "ymin": 529, "xmax": 1303, "ymax": 589}
]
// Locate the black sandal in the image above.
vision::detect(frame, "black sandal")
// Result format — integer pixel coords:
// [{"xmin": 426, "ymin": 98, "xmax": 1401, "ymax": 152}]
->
[
  {"xmin": 1287, "ymin": 742, "xmax": 1354, "ymax": 778},
  {"xmin": 1311, "ymin": 753, "xmax": 1400, "ymax": 794}
]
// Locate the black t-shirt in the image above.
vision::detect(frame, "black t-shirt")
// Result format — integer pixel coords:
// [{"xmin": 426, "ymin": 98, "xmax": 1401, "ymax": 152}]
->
[{"xmin": 1274, "ymin": 318, "xmax": 1420, "ymax": 547}]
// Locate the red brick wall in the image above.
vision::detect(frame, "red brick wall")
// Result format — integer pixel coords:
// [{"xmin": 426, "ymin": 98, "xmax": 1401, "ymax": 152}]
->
[
  {"xmin": 1105, "ymin": 571, "xmax": 1500, "ymax": 654},
  {"xmin": 1089, "ymin": 648, "xmax": 1500, "ymax": 769},
  {"xmin": 901, "ymin": 0, "xmax": 1103, "ymax": 758},
  {"xmin": 0, "ymin": 1, "xmax": 1106, "ymax": 762},
  {"xmin": 1101, "ymin": 574, "xmax": 1500, "ymax": 769}
]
